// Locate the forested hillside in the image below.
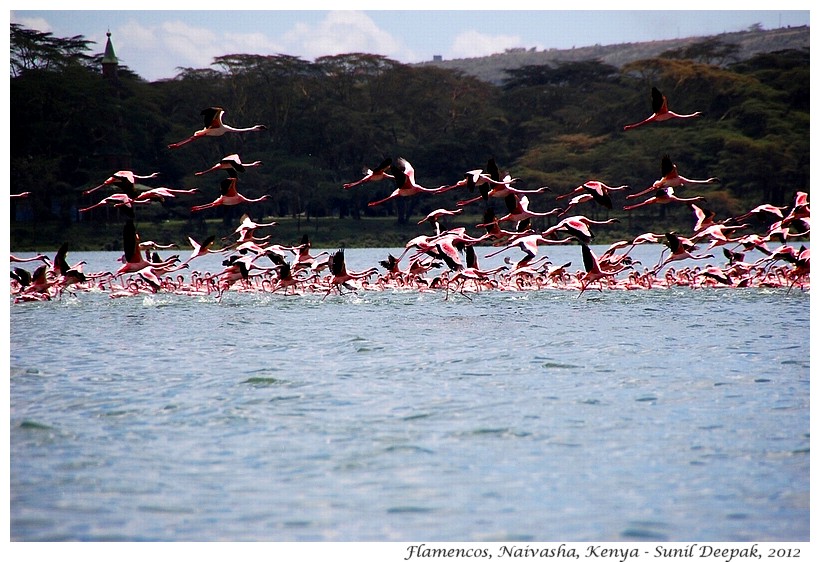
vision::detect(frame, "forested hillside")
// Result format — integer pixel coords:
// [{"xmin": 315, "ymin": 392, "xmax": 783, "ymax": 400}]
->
[{"xmin": 9, "ymin": 23, "xmax": 809, "ymax": 250}]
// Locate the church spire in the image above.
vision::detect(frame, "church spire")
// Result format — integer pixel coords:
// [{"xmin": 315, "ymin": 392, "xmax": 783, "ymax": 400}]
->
[{"xmin": 101, "ymin": 30, "xmax": 118, "ymax": 79}]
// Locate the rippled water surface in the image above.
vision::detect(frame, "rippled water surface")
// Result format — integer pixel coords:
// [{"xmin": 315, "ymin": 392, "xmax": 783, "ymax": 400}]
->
[{"xmin": 10, "ymin": 248, "xmax": 810, "ymax": 541}]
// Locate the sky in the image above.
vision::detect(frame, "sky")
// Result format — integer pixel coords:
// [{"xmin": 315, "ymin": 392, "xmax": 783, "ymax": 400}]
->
[{"xmin": 9, "ymin": 4, "xmax": 811, "ymax": 83}]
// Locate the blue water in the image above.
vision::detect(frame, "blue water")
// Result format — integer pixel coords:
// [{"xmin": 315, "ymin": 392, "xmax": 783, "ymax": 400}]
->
[{"xmin": 9, "ymin": 248, "xmax": 810, "ymax": 542}]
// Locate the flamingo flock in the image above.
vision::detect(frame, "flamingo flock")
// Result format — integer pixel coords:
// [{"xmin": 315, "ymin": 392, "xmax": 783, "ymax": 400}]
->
[{"xmin": 10, "ymin": 93, "xmax": 811, "ymax": 302}]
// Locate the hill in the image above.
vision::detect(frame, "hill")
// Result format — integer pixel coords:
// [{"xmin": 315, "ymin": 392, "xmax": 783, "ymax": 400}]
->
[{"xmin": 416, "ymin": 25, "xmax": 810, "ymax": 84}]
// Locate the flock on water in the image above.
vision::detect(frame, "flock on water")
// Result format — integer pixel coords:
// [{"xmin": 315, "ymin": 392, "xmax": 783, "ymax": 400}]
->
[{"xmin": 10, "ymin": 90, "xmax": 810, "ymax": 303}]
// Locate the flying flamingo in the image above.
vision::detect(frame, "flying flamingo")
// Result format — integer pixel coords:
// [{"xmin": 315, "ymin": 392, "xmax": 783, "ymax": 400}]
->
[
  {"xmin": 367, "ymin": 157, "xmax": 442, "ymax": 207},
  {"xmin": 343, "ymin": 157, "xmax": 393, "ymax": 189},
  {"xmin": 455, "ymin": 164, "xmax": 551, "ymax": 207},
  {"xmin": 113, "ymin": 219, "xmax": 179, "ymax": 285},
  {"xmin": 436, "ymin": 158, "xmax": 525, "ymax": 195},
  {"xmin": 485, "ymin": 232, "xmax": 573, "ymax": 269},
  {"xmin": 83, "ymin": 170, "xmax": 161, "ymax": 196},
  {"xmin": 623, "ymin": 86, "xmax": 703, "ymax": 131},
  {"xmin": 493, "ymin": 194, "xmax": 561, "ymax": 227},
  {"xmin": 729, "ymin": 203, "xmax": 788, "ymax": 226},
  {"xmin": 134, "ymin": 187, "xmax": 200, "ymax": 203},
  {"xmin": 542, "ymin": 215, "xmax": 620, "ymax": 244},
  {"xmin": 627, "ymin": 154, "xmax": 720, "ymax": 200},
  {"xmin": 181, "ymin": 235, "xmax": 220, "ymax": 266},
  {"xmin": 578, "ymin": 244, "xmax": 627, "ymax": 296},
  {"xmin": 195, "ymin": 154, "xmax": 263, "ymax": 176},
  {"xmin": 417, "ymin": 207, "xmax": 464, "ymax": 235},
  {"xmin": 190, "ymin": 177, "xmax": 271, "ymax": 212},
  {"xmin": 78, "ymin": 193, "xmax": 151, "ymax": 213},
  {"xmin": 323, "ymin": 248, "xmax": 379, "ymax": 298},
  {"xmin": 168, "ymin": 107, "xmax": 267, "ymax": 149},
  {"xmin": 623, "ymin": 187, "xmax": 707, "ymax": 211},
  {"xmin": 654, "ymin": 232, "xmax": 715, "ymax": 273},
  {"xmin": 555, "ymin": 180, "xmax": 628, "ymax": 209}
]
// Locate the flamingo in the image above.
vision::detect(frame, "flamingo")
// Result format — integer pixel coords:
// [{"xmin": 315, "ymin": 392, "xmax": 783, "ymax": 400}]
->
[
  {"xmin": 628, "ymin": 155, "xmax": 720, "ymax": 200},
  {"xmin": 168, "ymin": 107, "xmax": 267, "ymax": 149},
  {"xmin": 83, "ymin": 170, "xmax": 160, "ymax": 196},
  {"xmin": 113, "ymin": 219, "xmax": 179, "ymax": 284},
  {"xmin": 447, "ymin": 245, "xmax": 508, "ymax": 298},
  {"xmin": 623, "ymin": 187, "xmax": 707, "ymax": 211},
  {"xmin": 182, "ymin": 235, "xmax": 220, "ymax": 266},
  {"xmin": 343, "ymin": 157, "xmax": 393, "ymax": 189},
  {"xmin": 134, "ymin": 187, "xmax": 200, "ymax": 203},
  {"xmin": 485, "ymin": 232, "xmax": 573, "ymax": 269},
  {"xmin": 323, "ymin": 248, "xmax": 379, "ymax": 298},
  {"xmin": 556, "ymin": 180, "xmax": 628, "ymax": 209},
  {"xmin": 230, "ymin": 213, "xmax": 279, "ymax": 240},
  {"xmin": 78, "ymin": 193, "xmax": 151, "ymax": 213},
  {"xmin": 455, "ymin": 165, "xmax": 551, "ymax": 207},
  {"xmin": 10, "ymin": 253, "xmax": 51, "ymax": 265},
  {"xmin": 367, "ymin": 157, "xmax": 442, "ymax": 207},
  {"xmin": 729, "ymin": 203, "xmax": 788, "ymax": 226},
  {"xmin": 417, "ymin": 208, "xmax": 464, "ymax": 235},
  {"xmin": 542, "ymin": 215, "xmax": 620, "ymax": 244},
  {"xmin": 578, "ymin": 244, "xmax": 626, "ymax": 296},
  {"xmin": 781, "ymin": 191, "xmax": 810, "ymax": 228},
  {"xmin": 436, "ymin": 158, "xmax": 525, "ymax": 195},
  {"xmin": 654, "ymin": 232, "xmax": 714, "ymax": 273},
  {"xmin": 493, "ymin": 194, "xmax": 561, "ymax": 227},
  {"xmin": 195, "ymin": 154, "xmax": 263, "ymax": 176},
  {"xmin": 190, "ymin": 177, "xmax": 271, "ymax": 212},
  {"xmin": 623, "ymin": 86, "xmax": 703, "ymax": 130}
]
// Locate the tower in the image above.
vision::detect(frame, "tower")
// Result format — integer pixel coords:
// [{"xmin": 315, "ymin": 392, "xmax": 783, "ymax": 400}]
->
[{"xmin": 101, "ymin": 30, "xmax": 118, "ymax": 79}]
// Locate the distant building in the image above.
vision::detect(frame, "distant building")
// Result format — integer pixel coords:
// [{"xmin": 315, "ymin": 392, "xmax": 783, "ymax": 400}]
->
[
  {"xmin": 433, "ymin": 55, "xmax": 442, "ymax": 62},
  {"xmin": 101, "ymin": 31, "xmax": 118, "ymax": 80}
]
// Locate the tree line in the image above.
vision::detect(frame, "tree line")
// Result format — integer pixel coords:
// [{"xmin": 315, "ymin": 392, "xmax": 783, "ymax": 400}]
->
[{"xmin": 10, "ymin": 23, "xmax": 809, "ymax": 247}]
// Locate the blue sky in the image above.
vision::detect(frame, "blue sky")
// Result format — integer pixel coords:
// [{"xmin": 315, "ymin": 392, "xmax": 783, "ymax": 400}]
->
[{"xmin": 9, "ymin": 5, "xmax": 812, "ymax": 82}]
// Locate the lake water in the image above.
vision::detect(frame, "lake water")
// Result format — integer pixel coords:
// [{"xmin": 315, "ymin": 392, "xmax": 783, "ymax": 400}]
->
[{"xmin": 9, "ymin": 247, "xmax": 810, "ymax": 543}]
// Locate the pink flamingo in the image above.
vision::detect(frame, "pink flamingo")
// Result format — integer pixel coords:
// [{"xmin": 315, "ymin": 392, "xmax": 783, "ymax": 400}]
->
[
  {"xmin": 191, "ymin": 177, "xmax": 271, "ymax": 212},
  {"xmin": 343, "ymin": 157, "xmax": 393, "ymax": 189},
  {"xmin": 417, "ymin": 208, "xmax": 464, "ymax": 235},
  {"xmin": 323, "ymin": 248, "xmax": 379, "ymax": 298},
  {"xmin": 542, "ymin": 215, "xmax": 620, "ymax": 244},
  {"xmin": 456, "ymin": 170, "xmax": 551, "ymax": 207},
  {"xmin": 628, "ymin": 155, "xmax": 720, "ymax": 200},
  {"xmin": 113, "ymin": 219, "xmax": 179, "ymax": 285},
  {"xmin": 79, "ymin": 193, "xmax": 151, "ymax": 213},
  {"xmin": 168, "ymin": 107, "xmax": 267, "ymax": 149},
  {"xmin": 367, "ymin": 157, "xmax": 441, "ymax": 207},
  {"xmin": 181, "ymin": 235, "xmax": 220, "ymax": 266},
  {"xmin": 623, "ymin": 86, "xmax": 703, "ymax": 130},
  {"xmin": 556, "ymin": 180, "xmax": 628, "ymax": 209},
  {"xmin": 624, "ymin": 187, "xmax": 707, "ymax": 211},
  {"xmin": 436, "ymin": 158, "xmax": 524, "ymax": 195},
  {"xmin": 729, "ymin": 203, "xmax": 788, "ymax": 226},
  {"xmin": 494, "ymin": 194, "xmax": 561, "ymax": 227},
  {"xmin": 578, "ymin": 244, "xmax": 626, "ymax": 296},
  {"xmin": 654, "ymin": 232, "xmax": 714, "ymax": 273},
  {"xmin": 195, "ymin": 154, "xmax": 263, "ymax": 176},
  {"xmin": 10, "ymin": 253, "xmax": 51, "ymax": 264},
  {"xmin": 485, "ymin": 232, "xmax": 573, "ymax": 269},
  {"xmin": 134, "ymin": 187, "xmax": 200, "ymax": 203},
  {"xmin": 83, "ymin": 170, "xmax": 160, "ymax": 196}
]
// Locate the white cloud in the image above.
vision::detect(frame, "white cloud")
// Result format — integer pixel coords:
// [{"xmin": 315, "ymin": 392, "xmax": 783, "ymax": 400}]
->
[
  {"xmin": 447, "ymin": 29, "xmax": 526, "ymax": 59},
  {"xmin": 112, "ymin": 19, "xmax": 286, "ymax": 79},
  {"xmin": 283, "ymin": 11, "xmax": 404, "ymax": 60},
  {"xmin": 10, "ymin": 14, "xmax": 52, "ymax": 33}
]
